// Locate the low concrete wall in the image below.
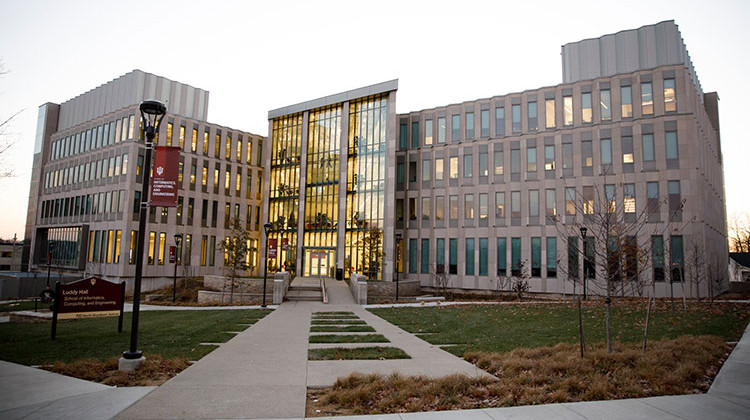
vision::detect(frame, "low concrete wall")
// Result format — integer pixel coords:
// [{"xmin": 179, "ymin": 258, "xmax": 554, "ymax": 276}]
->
[
  {"xmin": 273, "ymin": 272, "xmax": 291, "ymax": 304},
  {"xmin": 367, "ymin": 280, "xmax": 421, "ymax": 302},
  {"xmin": 729, "ymin": 281, "xmax": 750, "ymax": 293},
  {"xmin": 199, "ymin": 275, "xmax": 272, "ymax": 304},
  {"xmin": 348, "ymin": 273, "xmax": 368, "ymax": 305},
  {"xmin": 197, "ymin": 290, "xmax": 268, "ymax": 304}
]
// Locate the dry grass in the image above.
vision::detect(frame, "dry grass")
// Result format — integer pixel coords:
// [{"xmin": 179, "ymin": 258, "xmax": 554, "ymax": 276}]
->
[
  {"xmin": 41, "ymin": 356, "xmax": 190, "ymax": 386},
  {"xmin": 306, "ymin": 335, "xmax": 730, "ymax": 416}
]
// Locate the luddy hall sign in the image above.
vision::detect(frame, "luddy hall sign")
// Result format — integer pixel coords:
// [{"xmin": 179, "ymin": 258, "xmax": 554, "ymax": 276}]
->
[{"xmin": 51, "ymin": 277, "xmax": 126, "ymax": 339}]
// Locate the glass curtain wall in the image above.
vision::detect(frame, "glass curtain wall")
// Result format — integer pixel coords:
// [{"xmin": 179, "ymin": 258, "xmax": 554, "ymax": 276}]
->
[
  {"xmin": 345, "ymin": 95, "xmax": 388, "ymax": 280},
  {"xmin": 303, "ymin": 106, "xmax": 342, "ymax": 277},
  {"xmin": 268, "ymin": 114, "xmax": 302, "ymax": 273}
]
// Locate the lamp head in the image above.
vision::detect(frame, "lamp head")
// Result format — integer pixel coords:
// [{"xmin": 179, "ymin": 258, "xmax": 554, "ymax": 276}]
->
[
  {"xmin": 139, "ymin": 100, "xmax": 167, "ymax": 141},
  {"xmin": 263, "ymin": 223, "xmax": 272, "ymax": 235},
  {"xmin": 140, "ymin": 100, "xmax": 167, "ymax": 116},
  {"xmin": 580, "ymin": 226, "xmax": 588, "ymax": 237}
]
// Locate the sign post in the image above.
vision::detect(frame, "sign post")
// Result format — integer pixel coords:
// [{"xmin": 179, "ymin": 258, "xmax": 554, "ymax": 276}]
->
[{"xmin": 51, "ymin": 277, "xmax": 126, "ymax": 339}]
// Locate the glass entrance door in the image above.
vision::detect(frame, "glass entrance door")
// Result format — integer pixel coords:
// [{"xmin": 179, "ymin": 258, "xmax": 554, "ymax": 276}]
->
[{"xmin": 304, "ymin": 248, "xmax": 335, "ymax": 277}]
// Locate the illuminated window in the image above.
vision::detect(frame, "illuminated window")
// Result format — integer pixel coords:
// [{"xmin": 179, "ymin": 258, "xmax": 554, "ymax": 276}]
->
[
  {"xmin": 494, "ymin": 150, "xmax": 504, "ymax": 175},
  {"xmin": 546, "ymin": 189, "xmax": 556, "ymax": 217},
  {"xmin": 424, "ymin": 119, "xmax": 433, "ymax": 145},
  {"xmin": 166, "ymin": 122, "xmax": 173, "ymax": 146},
  {"xmin": 479, "ymin": 193, "xmax": 488, "ymax": 219},
  {"xmin": 435, "ymin": 158, "xmax": 444, "ymax": 181},
  {"xmin": 158, "ymin": 232, "xmax": 166, "ymax": 265},
  {"xmin": 583, "ymin": 187, "xmax": 594, "ymax": 214},
  {"xmin": 465, "ymin": 194, "xmax": 474, "ymax": 220},
  {"xmin": 422, "ymin": 197, "xmax": 430, "ymax": 220},
  {"xmin": 191, "ymin": 128, "xmax": 197, "ymax": 152},
  {"xmin": 450, "ymin": 157, "xmax": 458, "ymax": 179},
  {"xmin": 226, "ymin": 135, "xmax": 232, "ymax": 159},
  {"xmin": 582, "ymin": 141, "xmax": 593, "ymax": 167},
  {"xmin": 495, "ymin": 192, "xmax": 505, "ymax": 218},
  {"xmin": 621, "ymin": 86, "xmax": 633, "ymax": 118},
  {"xmin": 581, "ymin": 93, "xmax": 592, "ymax": 123},
  {"xmin": 565, "ymin": 187, "xmax": 576, "ymax": 215},
  {"xmin": 600, "ymin": 89, "xmax": 611, "ymax": 120},
  {"xmin": 148, "ymin": 231, "xmax": 156, "ymax": 265},
  {"xmin": 179, "ymin": 125, "xmax": 185, "ymax": 149},
  {"xmin": 545, "ymin": 99, "xmax": 555, "ymax": 128},
  {"xmin": 664, "ymin": 79, "xmax": 676, "ymax": 112},
  {"xmin": 641, "ymin": 82, "xmax": 653, "ymax": 115},
  {"xmin": 203, "ymin": 130, "xmax": 210, "ymax": 155},
  {"xmin": 563, "ymin": 96, "xmax": 573, "ymax": 126},
  {"xmin": 624, "ymin": 183, "xmax": 636, "ymax": 214},
  {"xmin": 544, "ymin": 145, "xmax": 555, "ymax": 170}
]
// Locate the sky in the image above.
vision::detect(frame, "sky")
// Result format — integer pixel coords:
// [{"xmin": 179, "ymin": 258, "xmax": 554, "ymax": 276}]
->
[{"xmin": 0, "ymin": 0, "xmax": 748, "ymax": 240}]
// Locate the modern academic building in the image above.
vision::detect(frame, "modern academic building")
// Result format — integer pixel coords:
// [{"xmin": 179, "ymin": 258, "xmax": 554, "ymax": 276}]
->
[
  {"xmin": 25, "ymin": 21, "xmax": 728, "ymax": 297},
  {"xmin": 263, "ymin": 20, "xmax": 728, "ymax": 298},
  {"xmin": 25, "ymin": 70, "xmax": 266, "ymax": 285}
]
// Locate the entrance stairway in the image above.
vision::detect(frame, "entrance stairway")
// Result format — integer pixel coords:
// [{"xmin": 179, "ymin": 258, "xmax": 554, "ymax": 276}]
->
[{"xmin": 285, "ymin": 276, "xmax": 326, "ymax": 302}]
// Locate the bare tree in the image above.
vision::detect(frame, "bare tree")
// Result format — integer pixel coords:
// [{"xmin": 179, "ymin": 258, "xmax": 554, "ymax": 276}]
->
[
  {"xmin": 728, "ymin": 212, "xmax": 750, "ymax": 253},
  {"xmin": 431, "ymin": 263, "xmax": 450, "ymax": 299},
  {"xmin": 220, "ymin": 217, "xmax": 251, "ymax": 303},
  {"xmin": 0, "ymin": 61, "xmax": 23, "ymax": 179}
]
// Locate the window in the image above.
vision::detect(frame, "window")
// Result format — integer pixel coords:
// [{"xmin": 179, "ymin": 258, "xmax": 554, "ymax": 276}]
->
[
  {"xmin": 422, "ymin": 159, "xmax": 431, "ymax": 181},
  {"xmin": 565, "ymin": 187, "xmax": 576, "ymax": 215},
  {"xmin": 563, "ymin": 96, "xmax": 573, "ymax": 126},
  {"xmin": 583, "ymin": 186, "xmax": 594, "ymax": 214},
  {"xmin": 545, "ymin": 99, "xmax": 555, "ymax": 128},
  {"xmin": 421, "ymin": 239, "xmax": 430, "ymax": 274},
  {"xmin": 158, "ymin": 232, "xmax": 166, "ymax": 265},
  {"xmin": 601, "ymin": 138, "xmax": 612, "ymax": 165},
  {"xmin": 531, "ymin": 237, "xmax": 541, "ymax": 277},
  {"xmin": 511, "ymin": 237, "xmax": 521, "ymax": 275},
  {"xmin": 584, "ymin": 236, "xmax": 595, "ymax": 279},
  {"xmin": 568, "ymin": 237, "xmax": 579, "ymax": 279},
  {"xmin": 562, "ymin": 143, "xmax": 573, "ymax": 169},
  {"xmin": 511, "ymin": 190, "xmax": 521, "ymax": 219},
  {"xmin": 479, "ymin": 193, "xmax": 488, "ymax": 219},
  {"xmin": 622, "ymin": 136, "xmax": 634, "ymax": 163},
  {"xmin": 399, "ymin": 123, "xmax": 407, "ymax": 149},
  {"xmin": 466, "ymin": 238, "xmax": 475, "ymax": 276},
  {"xmin": 544, "ymin": 145, "xmax": 555, "ymax": 170},
  {"xmin": 409, "ymin": 238, "xmax": 417, "ymax": 274},
  {"xmin": 463, "ymin": 153, "xmax": 473, "ymax": 178},
  {"xmin": 451, "ymin": 114, "xmax": 460, "ymax": 141},
  {"xmin": 495, "ymin": 107, "xmax": 505, "ymax": 136},
  {"xmin": 436, "ymin": 196, "xmax": 445, "ymax": 220},
  {"xmin": 449, "ymin": 157, "xmax": 458, "ymax": 179},
  {"xmin": 215, "ymin": 133, "xmax": 221, "ymax": 157},
  {"xmin": 411, "ymin": 122, "xmax": 419, "ymax": 148},
  {"xmin": 204, "ymin": 130, "xmax": 210, "ymax": 155},
  {"xmin": 179, "ymin": 125, "xmax": 186, "ymax": 149},
  {"xmin": 409, "ymin": 197, "xmax": 417, "ymax": 220},
  {"xmin": 191, "ymin": 128, "xmax": 198, "ymax": 152},
  {"xmin": 528, "ymin": 102, "xmax": 537, "ymax": 131},
  {"xmin": 621, "ymin": 86, "xmax": 633, "ymax": 118},
  {"xmin": 422, "ymin": 197, "xmax": 430, "ymax": 220},
  {"xmin": 479, "ymin": 152, "xmax": 488, "ymax": 176},
  {"xmin": 647, "ymin": 181, "xmax": 659, "ymax": 214},
  {"xmin": 527, "ymin": 147, "xmax": 537, "ymax": 172},
  {"xmin": 481, "ymin": 110, "xmax": 490, "ymax": 137},
  {"xmin": 670, "ymin": 235, "xmax": 684, "ymax": 282},
  {"xmin": 479, "ymin": 238, "xmax": 488, "ymax": 276},
  {"xmin": 546, "ymin": 237, "xmax": 557, "ymax": 277},
  {"xmin": 166, "ymin": 123, "xmax": 173, "ymax": 146},
  {"xmin": 409, "ymin": 161, "xmax": 417, "ymax": 182},
  {"xmin": 449, "ymin": 195, "xmax": 458, "ymax": 220},
  {"xmin": 512, "ymin": 104, "xmax": 521, "ymax": 133},
  {"xmin": 449, "ymin": 238, "xmax": 458, "ymax": 274},
  {"xmin": 669, "ymin": 180, "xmax": 682, "ymax": 221},
  {"xmin": 641, "ymin": 82, "xmax": 653, "ymax": 115},
  {"xmin": 435, "ymin": 158, "xmax": 444, "ymax": 181},
  {"xmin": 600, "ymin": 89, "xmax": 611, "ymax": 121},
  {"xmin": 465, "ymin": 112, "xmax": 474, "ymax": 140},
  {"xmin": 148, "ymin": 231, "xmax": 156, "ymax": 265},
  {"xmin": 437, "ymin": 117, "xmax": 446, "ymax": 143},
  {"xmin": 652, "ymin": 236, "xmax": 665, "ymax": 281},
  {"xmin": 396, "ymin": 199, "xmax": 404, "ymax": 221},
  {"xmin": 129, "ymin": 230, "xmax": 137, "ymax": 264},
  {"xmin": 494, "ymin": 150, "xmax": 504, "ymax": 175},
  {"xmin": 497, "ymin": 238, "xmax": 507, "ymax": 276},
  {"xmin": 624, "ymin": 183, "xmax": 636, "ymax": 214},
  {"xmin": 425, "ymin": 119, "xmax": 433, "ymax": 145},
  {"xmin": 436, "ymin": 238, "xmax": 445, "ymax": 271},
  {"xmin": 642, "ymin": 134, "xmax": 655, "ymax": 162},
  {"xmin": 581, "ymin": 93, "xmax": 592, "ymax": 123},
  {"xmin": 464, "ymin": 194, "xmax": 474, "ymax": 220},
  {"xmin": 582, "ymin": 141, "xmax": 593, "ymax": 167},
  {"xmin": 605, "ymin": 184, "xmax": 616, "ymax": 212},
  {"xmin": 495, "ymin": 192, "xmax": 505, "ymax": 218},
  {"xmin": 397, "ymin": 162, "xmax": 405, "ymax": 184},
  {"xmin": 546, "ymin": 188, "xmax": 556, "ymax": 217},
  {"xmin": 529, "ymin": 190, "xmax": 539, "ymax": 218},
  {"xmin": 666, "ymin": 131, "xmax": 678, "ymax": 160},
  {"xmin": 664, "ymin": 79, "xmax": 676, "ymax": 112},
  {"xmin": 511, "ymin": 149, "xmax": 520, "ymax": 174}
]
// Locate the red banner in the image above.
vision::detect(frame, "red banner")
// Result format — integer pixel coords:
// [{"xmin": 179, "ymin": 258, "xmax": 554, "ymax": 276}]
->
[
  {"xmin": 281, "ymin": 238, "xmax": 289, "ymax": 251},
  {"xmin": 169, "ymin": 246, "xmax": 176, "ymax": 263},
  {"xmin": 150, "ymin": 146, "xmax": 180, "ymax": 207},
  {"xmin": 269, "ymin": 238, "xmax": 277, "ymax": 259}
]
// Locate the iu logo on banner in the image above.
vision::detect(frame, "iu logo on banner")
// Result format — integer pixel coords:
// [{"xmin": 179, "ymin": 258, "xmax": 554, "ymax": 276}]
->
[{"xmin": 151, "ymin": 146, "xmax": 181, "ymax": 207}]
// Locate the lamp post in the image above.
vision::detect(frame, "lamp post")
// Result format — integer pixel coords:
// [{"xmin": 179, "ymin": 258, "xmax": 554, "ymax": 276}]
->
[
  {"xmin": 394, "ymin": 233, "xmax": 401, "ymax": 301},
  {"xmin": 46, "ymin": 241, "xmax": 56, "ymax": 287},
  {"xmin": 580, "ymin": 226, "xmax": 588, "ymax": 300},
  {"xmin": 173, "ymin": 234, "xmax": 182, "ymax": 303},
  {"xmin": 121, "ymin": 100, "xmax": 166, "ymax": 369},
  {"xmin": 262, "ymin": 223, "xmax": 272, "ymax": 308}
]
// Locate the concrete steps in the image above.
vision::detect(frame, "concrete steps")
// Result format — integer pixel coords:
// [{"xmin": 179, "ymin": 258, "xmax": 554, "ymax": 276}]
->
[{"xmin": 286, "ymin": 277, "xmax": 325, "ymax": 301}]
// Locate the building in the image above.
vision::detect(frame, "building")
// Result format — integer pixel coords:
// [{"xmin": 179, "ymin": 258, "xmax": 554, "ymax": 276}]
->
[
  {"xmin": 25, "ymin": 70, "xmax": 266, "ymax": 287},
  {"xmin": 729, "ymin": 253, "xmax": 750, "ymax": 283},
  {"xmin": 263, "ymin": 20, "xmax": 728, "ymax": 298},
  {"xmin": 0, "ymin": 236, "xmax": 23, "ymax": 272}
]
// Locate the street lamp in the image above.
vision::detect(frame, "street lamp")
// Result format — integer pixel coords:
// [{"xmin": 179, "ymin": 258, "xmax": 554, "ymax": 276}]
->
[
  {"xmin": 121, "ymin": 100, "xmax": 166, "ymax": 369},
  {"xmin": 579, "ymin": 226, "xmax": 588, "ymax": 300},
  {"xmin": 173, "ymin": 234, "xmax": 182, "ymax": 303},
  {"xmin": 262, "ymin": 223, "xmax": 272, "ymax": 308},
  {"xmin": 46, "ymin": 241, "xmax": 56, "ymax": 287},
  {"xmin": 394, "ymin": 233, "xmax": 402, "ymax": 301}
]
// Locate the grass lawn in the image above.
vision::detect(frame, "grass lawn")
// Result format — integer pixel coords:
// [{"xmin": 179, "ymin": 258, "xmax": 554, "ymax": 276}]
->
[
  {"xmin": 310, "ymin": 334, "xmax": 389, "ymax": 344},
  {"xmin": 0, "ymin": 300, "xmax": 43, "ymax": 312},
  {"xmin": 369, "ymin": 301, "xmax": 750, "ymax": 356},
  {"xmin": 308, "ymin": 346, "xmax": 410, "ymax": 360},
  {"xmin": 311, "ymin": 320, "xmax": 367, "ymax": 325},
  {"xmin": 314, "ymin": 311, "xmax": 355, "ymax": 315},
  {"xmin": 311, "ymin": 325, "xmax": 376, "ymax": 333},
  {"xmin": 0, "ymin": 309, "xmax": 272, "ymax": 365}
]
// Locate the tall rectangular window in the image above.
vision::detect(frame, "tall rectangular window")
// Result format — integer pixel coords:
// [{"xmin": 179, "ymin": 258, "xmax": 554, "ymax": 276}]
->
[
  {"xmin": 666, "ymin": 131, "xmax": 678, "ymax": 160},
  {"xmin": 642, "ymin": 134, "xmax": 655, "ymax": 162},
  {"xmin": 495, "ymin": 107, "xmax": 505, "ymax": 136},
  {"xmin": 664, "ymin": 79, "xmax": 676, "ymax": 112},
  {"xmin": 670, "ymin": 235, "xmax": 684, "ymax": 282},
  {"xmin": 581, "ymin": 93, "xmax": 592, "ymax": 123},
  {"xmin": 435, "ymin": 158, "xmax": 444, "ymax": 181},
  {"xmin": 409, "ymin": 161, "xmax": 417, "ymax": 182},
  {"xmin": 527, "ymin": 147, "xmax": 537, "ymax": 172},
  {"xmin": 583, "ymin": 186, "xmax": 594, "ymax": 214},
  {"xmin": 465, "ymin": 112, "xmax": 474, "ymax": 140},
  {"xmin": 479, "ymin": 238, "xmax": 488, "ymax": 276},
  {"xmin": 529, "ymin": 190, "xmax": 539, "ymax": 217},
  {"xmin": 179, "ymin": 126, "xmax": 186, "ymax": 149},
  {"xmin": 562, "ymin": 143, "xmax": 573, "ymax": 169},
  {"xmin": 399, "ymin": 123, "xmax": 407, "ymax": 149},
  {"xmin": 546, "ymin": 188, "xmax": 556, "ymax": 217},
  {"xmin": 497, "ymin": 238, "xmax": 507, "ymax": 276},
  {"xmin": 200, "ymin": 235, "xmax": 208, "ymax": 266},
  {"xmin": 546, "ymin": 237, "xmax": 557, "ymax": 277},
  {"xmin": 528, "ymin": 102, "xmax": 537, "ymax": 131},
  {"xmin": 565, "ymin": 187, "xmax": 576, "ymax": 215},
  {"xmin": 436, "ymin": 238, "xmax": 445, "ymax": 270},
  {"xmin": 479, "ymin": 193, "xmax": 488, "ymax": 219},
  {"xmin": 531, "ymin": 237, "xmax": 541, "ymax": 277},
  {"xmin": 421, "ymin": 238, "xmax": 430, "ymax": 274},
  {"xmin": 422, "ymin": 159, "xmax": 431, "ymax": 181},
  {"xmin": 641, "ymin": 82, "xmax": 653, "ymax": 115},
  {"xmin": 494, "ymin": 150, "xmax": 504, "ymax": 175},
  {"xmin": 582, "ymin": 141, "xmax": 593, "ymax": 167},
  {"xmin": 621, "ymin": 86, "xmax": 633, "ymax": 118},
  {"xmin": 622, "ymin": 136, "xmax": 634, "ymax": 163},
  {"xmin": 544, "ymin": 145, "xmax": 555, "ymax": 170},
  {"xmin": 422, "ymin": 197, "xmax": 430, "ymax": 220},
  {"xmin": 563, "ymin": 96, "xmax": 573, "ymax": 126},
  {"xmin": 668, "ymin": 180, "xmax": 682, "ymax": 221},
  {"xmin": 464, "ymin": 194, "xmax": 474, "ymax": 220},
  {"xmin": 451, "ymin": 114, "xmax": 460, "ymax": 141},
  {"xmin": 624, "ymin": 183, "xmax": 636, "ymax": 214},
  {"xmin": 545, "ymin": 99, "xmax": 555, "ymax": 128},
  {"xmin": 495, "ymin": 192, "xmax": 505, "ymax": 218},
  {"xmin": 449, "ymin": 238, "xmax": 458, "ymax": 274},
  {"xmin": 204, "ymin": 130, "xmax": 210, "ymax": 155},
  {"xmin": 148, "ymin": 231, "xmax": 156, "ymax": 265},
  {"xmin": 647, "ymin": 181, "xmax": 660, "ymax": 215},
  {"xmin": 466, "ymin": 238, "xmax": 475, "ymax": 276},
  {"xmin": 601, "ymin": 138, "xmax": 612, "ymax": 165},
  {"xmin": 479, "ymin": 152, "xmax": 488, "ymax": 176},
  {"xmin": 511, "ymin": 149, "xmax": 520, "ymax": 175},
  {"xmin": 166, "ymin": 122, "xmax": 173, "ymax": 146},
  {"xmin": 605, "ymin": 184, "xmax": 616, "ymax": 212},
  {"xmin": 437, "ymin": 117, "xmax": 446, "ymax": 143},
  {"xmin": 129, "ymin": 230, "xmax": 137, "ymax": 264},
  {"xmin": 481, "ymin": 110, "xmax": 490, "ymax": 137},
  {"xmin": 511, "ymin": 237, "xmax": 521, "ymax": 275},
  {"xmin": 450, "ymin": 157, "xmax": 458, "ymax": 179},
  {"xmin": 511, "ymin": 191, "xmax": 521, "ymax": 219},
  {"xmin": 450, "ymin": 195, "xmax": 458, "ymax": 221},
  {"xmin": 409, "ymin": 238, "xmax": 417, "ymax": 274},
  {"xmin": 425, "ymin": 119, "xmax": 433, "ymax": 145},
  {"xmin": 436, "ymin": 195, "xmax": 445, "ymax": 220},
  {"xmin": 411, "ymin": 122, "xmax": 419, "ymax": 148},
  {"xmin": 191, "ymin": 128, "xmax": 198, "ymax": 152},
  {"xmin": 463, "ymin": 153, "xmax": 473, "ymax": 178},
  {"xmin": 600, "ymin": 89, "xmax": 611, "ymax": 120},
  {"xmin": 512, "ymin": 104, "xmax": 521, "ymax": 133},
  {"xmin": 652, "ymin": 236, "xmax": 665, "ymax": 281}
]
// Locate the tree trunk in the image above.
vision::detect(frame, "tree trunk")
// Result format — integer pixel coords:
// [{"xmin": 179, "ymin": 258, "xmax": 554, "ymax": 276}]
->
[
  {"xmin": 605, "ymin": 286, "xmax": 612, "ymax": 353},
  {"xmin": 577, "ymin": 296, "xmax": 586, "ymax": 357}
]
